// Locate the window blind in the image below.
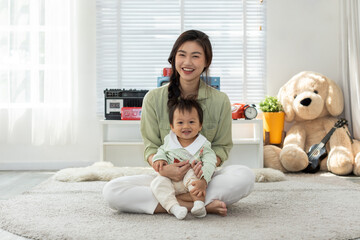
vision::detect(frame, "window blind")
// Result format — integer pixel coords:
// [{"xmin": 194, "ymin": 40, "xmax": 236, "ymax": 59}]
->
[{"xmin": 96, "ymin": 0, "xmax": 266, "ymax": 115}]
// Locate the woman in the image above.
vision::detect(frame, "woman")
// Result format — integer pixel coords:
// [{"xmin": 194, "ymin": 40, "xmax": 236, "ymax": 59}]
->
[{"xmin": 103, "ymin": 30, "xmax": 255, "ymax": 216}]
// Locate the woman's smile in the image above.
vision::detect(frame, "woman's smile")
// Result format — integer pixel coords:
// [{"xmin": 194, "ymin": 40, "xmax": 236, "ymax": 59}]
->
[{"xmin": 182, "ymin": 67, "xmax": 195, "ymax": 74}]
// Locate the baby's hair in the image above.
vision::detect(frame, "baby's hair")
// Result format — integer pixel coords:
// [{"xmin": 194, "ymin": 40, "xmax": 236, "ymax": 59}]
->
[{"xmin": 168, "ymin": 98, "xmax": 203, "ymax": 126}]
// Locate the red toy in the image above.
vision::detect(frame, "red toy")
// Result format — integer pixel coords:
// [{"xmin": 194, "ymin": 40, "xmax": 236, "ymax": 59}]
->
[
  {"xmin": 231, "ymin": 103, "xmax": 258, "ymax": 120},
  {"xmin": 163, "ymin": 68, "xmax": 172, "ymax": 77},
  {"xmin": 121, "ymin": 107, "xmax": 142, "ymax": 120}
]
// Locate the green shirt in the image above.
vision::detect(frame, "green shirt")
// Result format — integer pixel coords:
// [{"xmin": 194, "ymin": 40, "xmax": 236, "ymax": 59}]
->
[{"xmin": 140, "ymin": 80, "xmax": 233, "ymax": 166}]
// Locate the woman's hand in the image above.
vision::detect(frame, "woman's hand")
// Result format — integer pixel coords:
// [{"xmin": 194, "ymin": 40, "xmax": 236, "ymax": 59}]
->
[
  {"xmin": 191, "ymin": 160, "xmax": 203, "ymax": 179},
  {"xmin": 159, "ymin": 160, "xmax": 190, "ymax": 182}
]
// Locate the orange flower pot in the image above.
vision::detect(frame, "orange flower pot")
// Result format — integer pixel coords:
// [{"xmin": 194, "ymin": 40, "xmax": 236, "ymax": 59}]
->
[{"xmin": 263, "ymin": 112, "xmax": 285, "ymax": 144}]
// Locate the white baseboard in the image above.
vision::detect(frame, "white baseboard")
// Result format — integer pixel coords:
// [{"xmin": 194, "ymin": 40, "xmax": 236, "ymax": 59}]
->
[{"xmin": 0, "ymin": 161, "xmax": 95, "ymax": 171}]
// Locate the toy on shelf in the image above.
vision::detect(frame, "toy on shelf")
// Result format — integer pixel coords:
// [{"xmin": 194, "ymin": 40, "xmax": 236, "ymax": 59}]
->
[
  {"xmin": 231, "ymin": 103, "xmax": 258, "ymax": 120},
  {"xmin": 162, "ymin": 67, "xmax": 172, "ymax": 77},
  {"xmin": 121, "ymin": 107, "xmax": 142, "ymax": 120}
]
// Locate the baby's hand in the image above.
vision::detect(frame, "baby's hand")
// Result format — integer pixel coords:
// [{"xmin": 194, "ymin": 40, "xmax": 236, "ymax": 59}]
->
[
  {"xmin": 152, "ymin": 160, "xmax": 167, "ymax": 172},
  {"xmin": 191, "ymin": 160, "xmax": 203, "ymax": 178},
  {"xmin": 190, "ymin": 179, "xmax": 207, "ymax": 197}
]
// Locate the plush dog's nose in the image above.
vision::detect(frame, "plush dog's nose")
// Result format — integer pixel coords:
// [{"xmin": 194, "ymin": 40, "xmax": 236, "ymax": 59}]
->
[{"xmin": 300, "ymin": 98, "xmax": 312, "ymax": 106}]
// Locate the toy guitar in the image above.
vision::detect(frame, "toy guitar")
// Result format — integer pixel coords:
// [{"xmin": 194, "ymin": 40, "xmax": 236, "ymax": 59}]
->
[{"xmin": 303, "ymin": 118, "xmax": 348, "ymax": 173}]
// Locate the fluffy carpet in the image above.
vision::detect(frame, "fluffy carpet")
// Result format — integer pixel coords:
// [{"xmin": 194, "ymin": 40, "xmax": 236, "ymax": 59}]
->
[
  {"xmin": 1, "ymin": 172, "xmax": 360, "ymax": 240},
  {"xmin": 53, "ymin": 161, "xmax": 286, "ymax": 183}
]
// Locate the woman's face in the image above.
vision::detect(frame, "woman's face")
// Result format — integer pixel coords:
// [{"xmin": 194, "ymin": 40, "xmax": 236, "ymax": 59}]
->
[{"xmin": 175, "ymin": 41, "xmax": 206, "ymax": 85}]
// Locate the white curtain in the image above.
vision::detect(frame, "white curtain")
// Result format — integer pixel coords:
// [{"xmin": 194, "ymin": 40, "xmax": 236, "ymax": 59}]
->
[
  {"xmin": 0, "ymin": 0, "xmax": 78, "ymax": 145},
  {"xmin": 340, "ymin": 0, "xmax": 360, "ymax": 139}
]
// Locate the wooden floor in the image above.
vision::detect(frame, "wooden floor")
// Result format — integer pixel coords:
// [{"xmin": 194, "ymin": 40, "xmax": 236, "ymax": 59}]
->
[{"xmin": 0, "ymin": 171, "xmax": 55, "ymax": 240}]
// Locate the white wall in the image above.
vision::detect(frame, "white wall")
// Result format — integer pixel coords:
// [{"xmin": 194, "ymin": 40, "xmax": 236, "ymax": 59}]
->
[
  {"xmin": 0, "ymin": 0, "xmax": 343, "ymax": 169},
  {"xmin": 266, "ymin": 0, "xmax": 341, "ymax": 95}
]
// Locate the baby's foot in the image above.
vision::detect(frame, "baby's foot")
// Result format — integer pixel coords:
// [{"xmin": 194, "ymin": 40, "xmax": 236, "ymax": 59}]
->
[
  {"xmin": 169, "ymin": 204, "xmax": 187, "ymax": 220},
  {"xmin": 191, "ymin": 200, "xmax": 206, "ymax": 218},
  {"xmin": 206, "ymin": 200, "xmax": 227, "ymax": 216}
]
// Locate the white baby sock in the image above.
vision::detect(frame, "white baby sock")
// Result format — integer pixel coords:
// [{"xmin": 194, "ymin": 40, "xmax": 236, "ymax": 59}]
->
[
  {"xmin": 191, "ymin": 200, "xmax": 206, "ymax": 218},
  {"xmin": 169, "ymin": 204, "xmax": 188, "ymax": 220}
]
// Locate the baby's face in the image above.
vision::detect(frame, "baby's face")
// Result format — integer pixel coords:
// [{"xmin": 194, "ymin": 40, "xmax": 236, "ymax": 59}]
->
[{"xmin": 170, "ymin": 107, "xmax": 202, "ymax": 144}]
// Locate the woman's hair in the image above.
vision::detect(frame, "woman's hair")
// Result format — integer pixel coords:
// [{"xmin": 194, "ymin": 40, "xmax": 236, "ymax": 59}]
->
[
  {"xmin": 168, "ymin": 98, "xmax": 203, "ymax": 126},
  {"xmin": 167, "ymin": 30, "xmax": 213, "ymax": 109}
]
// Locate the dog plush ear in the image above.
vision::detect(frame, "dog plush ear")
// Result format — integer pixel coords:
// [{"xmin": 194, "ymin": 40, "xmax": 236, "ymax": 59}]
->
[
  {"xmin": 325, "ymin": 76, "xmax": 344, "ymax": 116},
  {"xmin": 278, "ymin": 85, "xmax": 295, "ymax": 122}
]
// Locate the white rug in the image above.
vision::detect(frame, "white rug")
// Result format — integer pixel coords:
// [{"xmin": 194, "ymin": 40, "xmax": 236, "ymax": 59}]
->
[
  {"xmin": 1, "ymin": 172, "xmax": 360, "ymax": 240},
  {"xmin": 53, "ymin": 161, "xmax": 286, "ymax": 183}
]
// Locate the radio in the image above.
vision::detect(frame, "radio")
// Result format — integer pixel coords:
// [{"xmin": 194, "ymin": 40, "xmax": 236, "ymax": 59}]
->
[{"xmin": 104, "ymin": 89, "xmax": 148, "ymax": 120}]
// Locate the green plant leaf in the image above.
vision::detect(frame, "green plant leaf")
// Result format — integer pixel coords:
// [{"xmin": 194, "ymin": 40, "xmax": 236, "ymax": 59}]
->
[{"xmin": 259, "ymin": 96, "xmax": 283, "ymax": 112}]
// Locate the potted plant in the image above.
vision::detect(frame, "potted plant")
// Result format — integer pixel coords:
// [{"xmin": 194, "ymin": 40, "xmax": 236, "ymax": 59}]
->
[{"xmin": 259, "ymin": 96, "xmax": 285, "ymax": 144}]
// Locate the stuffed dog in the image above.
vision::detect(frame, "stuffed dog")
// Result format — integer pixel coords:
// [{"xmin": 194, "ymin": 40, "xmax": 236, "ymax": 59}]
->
[{"xmin": 264, "ymin": 71, "xmax": 360, "ymax": 175}]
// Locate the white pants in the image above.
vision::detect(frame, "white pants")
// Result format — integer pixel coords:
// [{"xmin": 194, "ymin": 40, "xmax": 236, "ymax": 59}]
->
[
  {"xmin": 102, "ymin": 165, "xmax": 255, "ymax": 214},
  {"xmin": 150, "ymin": 169, "xmax": 198, "ymax": 212}
]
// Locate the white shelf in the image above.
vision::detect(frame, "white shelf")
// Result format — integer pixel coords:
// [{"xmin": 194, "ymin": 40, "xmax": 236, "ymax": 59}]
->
[
  {"xmin": 100, "ymin": 118, "xmax": 263, "ymax": 168},
  {"xmin": 232, "ymin": 119, "xmax": 261, "ymax": 124},
  {"xmin": 233, "ymin": 138, "xmax": 261, "ymax": 144},
  {"xmin": 100, "ymin": 120, "xmax": 140, "ymax": 125}
]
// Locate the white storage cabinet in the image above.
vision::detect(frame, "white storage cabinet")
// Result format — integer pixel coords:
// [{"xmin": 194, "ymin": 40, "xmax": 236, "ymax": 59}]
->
[{"xmin": 100, "ymin": 119, "xmax": 263, "ymax": 168}]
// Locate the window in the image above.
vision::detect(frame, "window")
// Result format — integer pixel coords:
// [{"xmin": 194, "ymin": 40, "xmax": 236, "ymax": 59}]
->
[
  {"xmin": 96, "ymin": 0, "xmax": 266, "ymax": 115},
  {"xmin": 0, "ymin": 0, "xmax": 76, "ymax": 145},
  {"xmin": 0, "ymin": 0, "xmax": 72, "ymax": 109}
]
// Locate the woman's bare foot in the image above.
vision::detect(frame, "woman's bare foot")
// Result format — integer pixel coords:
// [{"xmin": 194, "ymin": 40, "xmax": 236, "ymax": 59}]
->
[
  {"xmin": 206, "ymin": 200, "xmax": 227, "ymax": 216},
  {"xmin": 154, "ymin": 204, "xmax": 167, "ymax": 213}
]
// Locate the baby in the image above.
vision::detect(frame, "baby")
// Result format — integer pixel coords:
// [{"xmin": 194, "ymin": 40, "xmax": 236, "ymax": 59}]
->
[{"xmin": 150, "ymin": 98, "xmax": 217, "ymax": 220}]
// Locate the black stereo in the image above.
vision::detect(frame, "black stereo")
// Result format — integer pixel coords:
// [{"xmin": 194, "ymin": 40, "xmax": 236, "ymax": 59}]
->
[{"xmin": 104, "ymin": 89, "xmax": 148, "ymax": 120}]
